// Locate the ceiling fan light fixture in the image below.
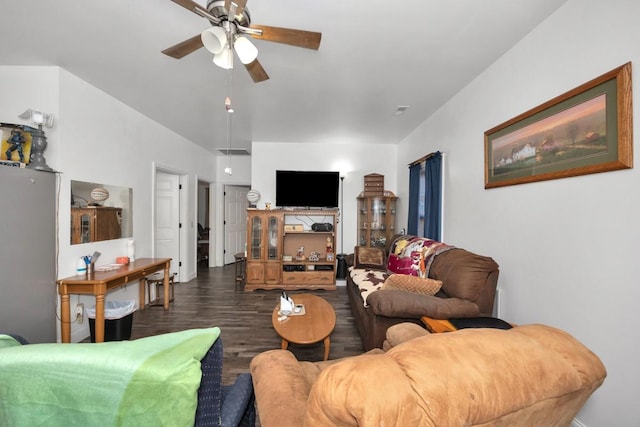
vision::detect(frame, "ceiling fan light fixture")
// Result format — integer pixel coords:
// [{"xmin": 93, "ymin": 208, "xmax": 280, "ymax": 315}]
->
[
  {"xmin": 201, "ymin": 27, "xmax": 227, "ymax": 55},
  {"xmin": 234, "ymin": 36, "xmax": 258, "ymax": 64},
  {"xmin": 213, "ymin": 46, "xmax": 233, "ymax": 69}
]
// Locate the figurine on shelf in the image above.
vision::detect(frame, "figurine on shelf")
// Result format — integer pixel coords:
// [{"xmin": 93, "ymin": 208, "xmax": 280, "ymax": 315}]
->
[
  {"xmin": 5, "ymin": 129, "xmax": 26, "ymax": 163},
  {"xmin": 326, "ymin": 237, "xmax": 334, "ymax": 261},
  {"xmin": 326, "ymin": 237, "xmax": 333, "ymax": 253},
  {"xmin": 296, "ymin": 246, "xmax": 305, "ymax": 261}
]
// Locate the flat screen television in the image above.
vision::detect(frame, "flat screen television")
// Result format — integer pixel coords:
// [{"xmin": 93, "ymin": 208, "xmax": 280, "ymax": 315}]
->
[{"xmin": 276, "ymin": 170, "xmax": 339, "ymax": 208}]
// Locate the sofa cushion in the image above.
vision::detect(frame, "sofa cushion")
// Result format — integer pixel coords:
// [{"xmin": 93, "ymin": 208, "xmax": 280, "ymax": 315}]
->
[
  {"xmin": 349, "ymin": 267, "xmax": 389, "ymax": 306},
  {"xmin": 354, "ymin": 246, "xmax": 386, "ymax": 269},
  {"xmin": 250, "ymin": 348, "xmax": 385, "ymax": 427},
  {"xmin": 0, "ymin": 334, "xmax": 22, "ymax": 349},
  {"xmin": 429, "ymin": 248, "xmax": 499, "ymax": 310},
  {"xmin": 367, "ymin": 289, "xmax": 480, "ymax": 318},
  {"xmin": 0, "ymin": 328, "xmax": 220, "ymax": 426},
  {"xmin": 303, "ymin": 325, "xmax": 606, "ymax": 426},
  {"xmin": 382, "ymin": 273, "xmax": 443, "ymax": 296},
  {"xmin": 382, "ymin": 322, "xmax": 430, "ymax": 351}
]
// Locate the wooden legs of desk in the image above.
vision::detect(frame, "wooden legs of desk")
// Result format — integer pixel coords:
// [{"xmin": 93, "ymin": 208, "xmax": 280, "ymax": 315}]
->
[
  {"xmin": 139, "ymin": 279, "xmax": 146, "ymax": 311},
  {"xmin": 61, "ymin": 294, "xmax": 71, "ymax": 343},
  {"xmin": 164, "ymin": 265, "xmax": 170, "ymax": 311},
  {"xmin": 94, "ymin": 295, "xmax": 105, "ymax": 343},
  {"xmin": 61, "ymin": 293, "xmax": 105, "ymax": 343}
]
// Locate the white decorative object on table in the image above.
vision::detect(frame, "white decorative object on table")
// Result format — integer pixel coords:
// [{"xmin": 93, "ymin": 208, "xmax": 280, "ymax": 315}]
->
[
  {"xmin": 126, "ymin": 239, "xmax": 135, "ymax": 262},
  {"xmin": 247, "ymin": 189, "xmax": 260, "ymax": 208},
  {"xmin": 279, "ymin": 291, "xmax": 294, "ymax": 315}
]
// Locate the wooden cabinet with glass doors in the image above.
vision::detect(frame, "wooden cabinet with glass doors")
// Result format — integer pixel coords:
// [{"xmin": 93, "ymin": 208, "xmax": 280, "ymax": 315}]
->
[
  {"xmin": 245, "ymin": 210, "xmax": 283, "ymax": 290},
  {"xmin": 357, "ymin": 194, "xmax": 397, "ymax": 248},
  {"xmin": 70, "ymin": 207, "xmax": 122, "ymax": 244},
  {"xmin": 244, "ymin": 209, "xmax": 337, "ymax": 291}
]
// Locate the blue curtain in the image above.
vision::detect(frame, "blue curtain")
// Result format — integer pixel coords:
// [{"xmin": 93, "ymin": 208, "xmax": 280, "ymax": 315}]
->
[
  {"xmin": 423, "ymin": 151, "xmax": 442, "ymax": 240},
  {"xmin": 407, "ymin": 162, "xmax": 421, "ymax": 235}
]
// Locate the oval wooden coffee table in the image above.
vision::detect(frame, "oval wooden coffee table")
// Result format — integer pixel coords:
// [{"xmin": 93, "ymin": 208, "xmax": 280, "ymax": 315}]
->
[{"xmin": 271, "ymin": 293, "xmax": 336, "ymax": 360}]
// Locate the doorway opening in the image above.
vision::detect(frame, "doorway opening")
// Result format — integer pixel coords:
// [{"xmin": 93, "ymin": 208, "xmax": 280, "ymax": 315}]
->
[{"xmin": 198, "ymin": 180, "xmax": 212, "ymax": 269}]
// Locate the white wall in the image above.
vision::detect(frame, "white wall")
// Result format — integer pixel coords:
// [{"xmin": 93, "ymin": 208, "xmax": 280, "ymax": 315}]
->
[
  {"xmin": 0, "ymin": 66, "xmax": 219, "ymax": 343},
  {"xmin": 397, "ymin": 0, "xmax": 639, "ymax": 425},
  {"xmin": 3, "ymin": 1, "xmax": 634, "ymax": 421},
  {"xmin": 251, "ymin": 142, "xmax": 398, "ymax": 254}
]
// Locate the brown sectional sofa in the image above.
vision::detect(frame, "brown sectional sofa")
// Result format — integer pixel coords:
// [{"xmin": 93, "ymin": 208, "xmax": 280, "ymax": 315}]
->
[{"xmin": 346, "ymin": 234, "xmax": 500, "ymax": 350}]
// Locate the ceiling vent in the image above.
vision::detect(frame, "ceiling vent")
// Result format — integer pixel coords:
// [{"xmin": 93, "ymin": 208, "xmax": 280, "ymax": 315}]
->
[{"xmin": 218, "ymin": 148, "xmax": 251, "ymax": 155}]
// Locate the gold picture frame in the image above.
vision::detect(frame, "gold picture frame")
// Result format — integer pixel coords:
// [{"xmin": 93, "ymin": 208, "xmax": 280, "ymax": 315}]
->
[{"xmin": 484, "ymin": 62, "xmax": 632, "ymax": 189}]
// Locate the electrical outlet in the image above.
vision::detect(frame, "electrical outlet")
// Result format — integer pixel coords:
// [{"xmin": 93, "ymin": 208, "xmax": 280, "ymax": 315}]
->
[{"xmin": 76, "ymin": 303, "xmax": 84, "ymax": 324}]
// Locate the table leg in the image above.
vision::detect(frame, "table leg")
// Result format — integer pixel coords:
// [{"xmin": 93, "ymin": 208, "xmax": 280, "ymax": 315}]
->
[
  {"xmin": 139, "ymin": 277, "xmax": 146, "ymax": 311},
  {"xmin": 163, "ymin": 263, "xmax": 170, "ymax": 311},
  {"xmin": 94, "ymin": 294, "xmax": 105, "ymax": 343},
  {"xmin": 281, "ymin": 338, "xmax": 289, "ymax": 350},
  {"xmin": 323, "ymin": 336, "xmax": 331, "ymax": 361},
  {"xmin": 61, "ymin": 293, "xmax": 71, "ymax": 343}
]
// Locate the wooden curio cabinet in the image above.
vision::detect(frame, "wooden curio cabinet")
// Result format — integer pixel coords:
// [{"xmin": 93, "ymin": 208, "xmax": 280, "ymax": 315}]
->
[
  {"xmin": 357, "ymin": 195, "xmax": 397, "ymax": 248},
  {"xmin": 71, "ymin": 207, "xmax": 122, "ymax": 244},
  {"xmin": 246, "ymin": 210, "xmax": 282, "ymax": 288}
]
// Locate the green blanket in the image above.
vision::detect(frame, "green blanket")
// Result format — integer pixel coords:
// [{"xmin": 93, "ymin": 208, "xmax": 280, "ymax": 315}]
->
[{"xmin": 0, "ymin": 327, "xmax": 220, "ymax": 426}]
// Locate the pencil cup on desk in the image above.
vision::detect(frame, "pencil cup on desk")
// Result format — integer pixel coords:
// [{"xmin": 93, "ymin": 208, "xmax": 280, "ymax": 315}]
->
[{"xmin": 76, "ymin": 257, "xmax": 87, "ymax": 275}]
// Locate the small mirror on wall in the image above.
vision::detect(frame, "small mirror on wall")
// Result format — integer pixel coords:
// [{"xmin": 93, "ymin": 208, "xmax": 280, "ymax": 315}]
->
[{"xmin": 70, "ymin": 180, "xmax": 133, "ymax": 245}]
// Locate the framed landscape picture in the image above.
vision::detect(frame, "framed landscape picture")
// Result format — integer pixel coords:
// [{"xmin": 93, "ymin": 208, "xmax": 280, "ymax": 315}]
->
[
  {"xmin": 0, "ymin": 123, "xmax": 33, "ymax": 165},
  {"xmin": 484, "ymin": 62, "xmax": 632, "ymax": 189}
]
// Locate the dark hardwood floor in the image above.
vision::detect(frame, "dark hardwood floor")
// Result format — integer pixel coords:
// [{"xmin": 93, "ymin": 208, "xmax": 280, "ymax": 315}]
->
[{"xmin": 131, "ymin": 263, "xmax": 365, "ymax": 385}]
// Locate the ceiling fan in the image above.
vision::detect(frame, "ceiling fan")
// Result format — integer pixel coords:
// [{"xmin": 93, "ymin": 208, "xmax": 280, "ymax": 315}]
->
[{"xmin": 163, "ymin": 0, "xmax": 322, "ymax": 83}]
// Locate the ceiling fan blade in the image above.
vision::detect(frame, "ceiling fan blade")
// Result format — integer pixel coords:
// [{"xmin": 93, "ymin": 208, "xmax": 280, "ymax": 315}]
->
[
  {"xmin": 170, "ymin": 0, "xmax": 208, "ymax": 16},
  {"xmin": 244, "ymin": 59, "xmax": 269, "ymax": 83},
  {"xmin": 225, "ymin": 0, "xmax": 247, "ymax": 17},
  {"xmin": 249, "ymin": 24, "xmax": 321, "ymax": 50},
  {"xmin": 162, "ymin": 34, "xmax": 204, "ymax": 59}
]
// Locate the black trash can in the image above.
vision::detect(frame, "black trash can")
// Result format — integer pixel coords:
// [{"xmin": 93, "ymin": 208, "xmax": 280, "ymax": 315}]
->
[
  {"xmin": 87, "ymin": 300, "xmax": 136, "ymax": 342},
  {"xmin": 336, "ymin": 253, "xmax": 348, "ymax": 279}
]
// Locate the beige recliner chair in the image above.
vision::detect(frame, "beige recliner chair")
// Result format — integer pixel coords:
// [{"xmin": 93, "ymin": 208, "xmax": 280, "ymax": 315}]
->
[{"xmin": 251, "ymin": 323, "xmax": 606, "ymax": 427}]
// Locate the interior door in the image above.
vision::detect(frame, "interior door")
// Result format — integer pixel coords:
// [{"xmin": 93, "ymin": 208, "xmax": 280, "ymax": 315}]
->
[
  {"xmin": 224, "ymin": 185, "xmax": 249, "ymax": 264},
  {"xmin": 155, "ymin": 171, "xmax": 181, "ymax": 280}
]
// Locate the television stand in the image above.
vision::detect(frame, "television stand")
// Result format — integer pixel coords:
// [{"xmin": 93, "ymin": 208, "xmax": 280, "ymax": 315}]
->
[{"xmin": 245, "ymin": 209, "xmax": 337, "ymax": 291}]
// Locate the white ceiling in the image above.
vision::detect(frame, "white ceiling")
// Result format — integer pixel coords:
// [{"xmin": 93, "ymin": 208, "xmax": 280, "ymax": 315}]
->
[{"xmin": 0, "ymin": 0, "xmax": 568, "ymax": 154}]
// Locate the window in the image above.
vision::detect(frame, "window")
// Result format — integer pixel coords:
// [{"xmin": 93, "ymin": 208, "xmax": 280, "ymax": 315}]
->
[{"xmin": 408, "ymin": 152, "xmax": 443, "ymax": 240}]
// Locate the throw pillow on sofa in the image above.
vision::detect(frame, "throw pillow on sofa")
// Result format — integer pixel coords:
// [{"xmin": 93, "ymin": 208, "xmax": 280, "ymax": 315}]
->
[
  {"xmin": 354, "ymin": 246, "xmax": 386, "ymax": 269},
  {"xmin": 387, "ymin": 236, "xmax": 455, "ymax": 277},
  {"xmin": 382, "ymin": 273, "xmax": 443, "ymax": 296}
]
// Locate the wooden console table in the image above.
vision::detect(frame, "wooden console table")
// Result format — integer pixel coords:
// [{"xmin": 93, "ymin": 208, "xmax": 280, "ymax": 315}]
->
[{"xmin": 57, "ymin": 258, "xmax": 171, "ymax": 343}]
